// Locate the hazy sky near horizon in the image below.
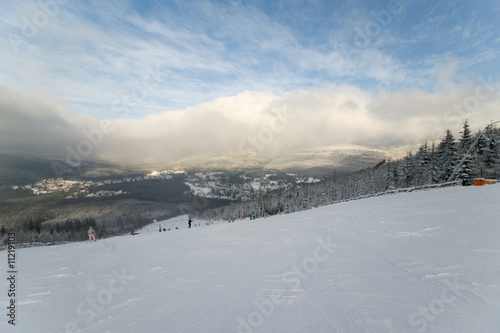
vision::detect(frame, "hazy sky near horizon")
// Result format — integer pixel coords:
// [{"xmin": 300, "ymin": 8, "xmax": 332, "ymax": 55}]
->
[{"xmin": 1, "ymin": 0, "xmax": 499, "ymax": 164}]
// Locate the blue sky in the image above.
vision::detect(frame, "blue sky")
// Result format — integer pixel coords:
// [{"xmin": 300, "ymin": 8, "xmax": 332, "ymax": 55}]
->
[{"xmin": 1, "ymin": 0, "xmax": 499, "ymax": 163}]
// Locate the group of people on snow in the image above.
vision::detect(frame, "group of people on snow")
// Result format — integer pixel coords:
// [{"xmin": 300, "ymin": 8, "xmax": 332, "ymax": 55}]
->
[
  {"xmin": 87, "ymin": 216, "xmax": 212, "ymax": 241},
  {"xmin": 158, "ymin": 225, "xmax": 173, "ymax": 232}
]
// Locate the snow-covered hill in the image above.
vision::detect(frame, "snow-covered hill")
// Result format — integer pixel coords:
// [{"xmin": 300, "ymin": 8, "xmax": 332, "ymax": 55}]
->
[
  {"xmin": 144, "ymin": 144, "xmax": 405, "ymax": 172},
  {"xmin": 1, "ymin": 185, "xmax": 499, "ymax": 333},
  {"xmin": 260, "ymin": 144, "xmax": 403, "ymax": 171}
]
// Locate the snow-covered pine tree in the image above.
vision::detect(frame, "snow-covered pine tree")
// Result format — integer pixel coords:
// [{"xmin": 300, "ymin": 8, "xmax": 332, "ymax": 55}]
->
[
  {"xmin": 483, "ymin": 125, "xmax": 499, "ymax": 178},
  {"xmin": 457, "ymin": 120, "xmax": 474, "ymax": 185},
  {"xmin": 459, "ymin": 120, "xmax": 473, "ymax": 154},
  {"xmin": 403, "ymin": 152, "xmax": 415, "ymax": 187},
  {"xmin": 437, "ymin": 130, "xmax": 457, "ymax": 182},
  {"xmin": 385, "ymin": 159, "xmax": 392, "ymax": 190},
  {"xmin": 429, "ymin": 142, "xmax": 439, "ymax": 184},
  {"xmin": 458, "ymin": 154, "xmax": 474, "ymax": 186},
  {"xmin": 391, "ymin": 162, "xmax": 400, "ymax": 188},
  {"xmin": 415, "ymin": 142, "xmax": 431, "ymax": 185}
]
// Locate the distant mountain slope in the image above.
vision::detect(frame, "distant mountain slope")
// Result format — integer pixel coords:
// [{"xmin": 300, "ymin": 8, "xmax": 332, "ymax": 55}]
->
[
  {"xmin": 0, "ymin": 153, "xmax": 62, "ymax": 187},
  {"xmin": 0, "ymin": 152, "xmax": 140, "ymax": 187},
  {"xmin": 160, "ymin": 144, "xmax": 406, "ymax": 173},
  {"xmin": 261, "ymin": 144, "xmax": 403, "ymax": 171}
]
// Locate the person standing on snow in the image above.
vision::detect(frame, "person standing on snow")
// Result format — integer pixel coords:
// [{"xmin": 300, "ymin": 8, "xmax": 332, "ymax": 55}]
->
[
  {"xmin": 88, "ymin": 226, "xmax": 96, "ymax": 242},
  {"xmin": 188, "ymin": 218, "xmax": 192, "ymax": 228}
]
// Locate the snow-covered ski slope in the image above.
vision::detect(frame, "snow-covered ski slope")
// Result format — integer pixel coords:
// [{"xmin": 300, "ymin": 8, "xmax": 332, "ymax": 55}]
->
[{"xmin": 1, "ymin": 185, "xmax": 499, "ymax": 333}]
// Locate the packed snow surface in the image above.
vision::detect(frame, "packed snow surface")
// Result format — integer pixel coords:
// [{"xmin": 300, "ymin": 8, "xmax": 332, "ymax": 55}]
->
[{"xmin": 1, "ymin": 185, "xmax": 500, "ymax": 333}]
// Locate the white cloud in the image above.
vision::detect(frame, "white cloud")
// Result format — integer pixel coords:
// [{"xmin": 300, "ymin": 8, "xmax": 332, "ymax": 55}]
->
[{"xmin": 0, "ymin": 0, "xmax": 455, "ymax": 120}]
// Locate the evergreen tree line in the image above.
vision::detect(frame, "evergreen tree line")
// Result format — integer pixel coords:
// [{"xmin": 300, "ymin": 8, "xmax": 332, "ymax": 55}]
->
[
  {"xmin": 0, "ymin": 214, "xmax": 154, "ymax": 246},
  {"xmin": 193, "ymin": 121, "xmax": 499, "ymax": 221}
]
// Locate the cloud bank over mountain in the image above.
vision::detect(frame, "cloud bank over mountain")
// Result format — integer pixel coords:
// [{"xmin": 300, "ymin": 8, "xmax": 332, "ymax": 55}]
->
[{"xmin": 2, "ymin": 73, "xmax": 498, "ymax": 167}]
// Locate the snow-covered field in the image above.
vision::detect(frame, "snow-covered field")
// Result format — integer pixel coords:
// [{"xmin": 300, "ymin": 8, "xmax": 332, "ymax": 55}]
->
[{"xmin": 1, "ymin": 185, "xmax": 499, "ymax": 333}]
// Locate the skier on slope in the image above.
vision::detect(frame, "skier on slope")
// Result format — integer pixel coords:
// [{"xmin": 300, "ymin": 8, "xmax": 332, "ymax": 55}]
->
[
  {"xmin": 188, "ymin": 218, "xmax": 192, "ymax": 228},
  {"xmin": 88, "ymin": 226, "xmax": 96, "ymax": 242}
]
